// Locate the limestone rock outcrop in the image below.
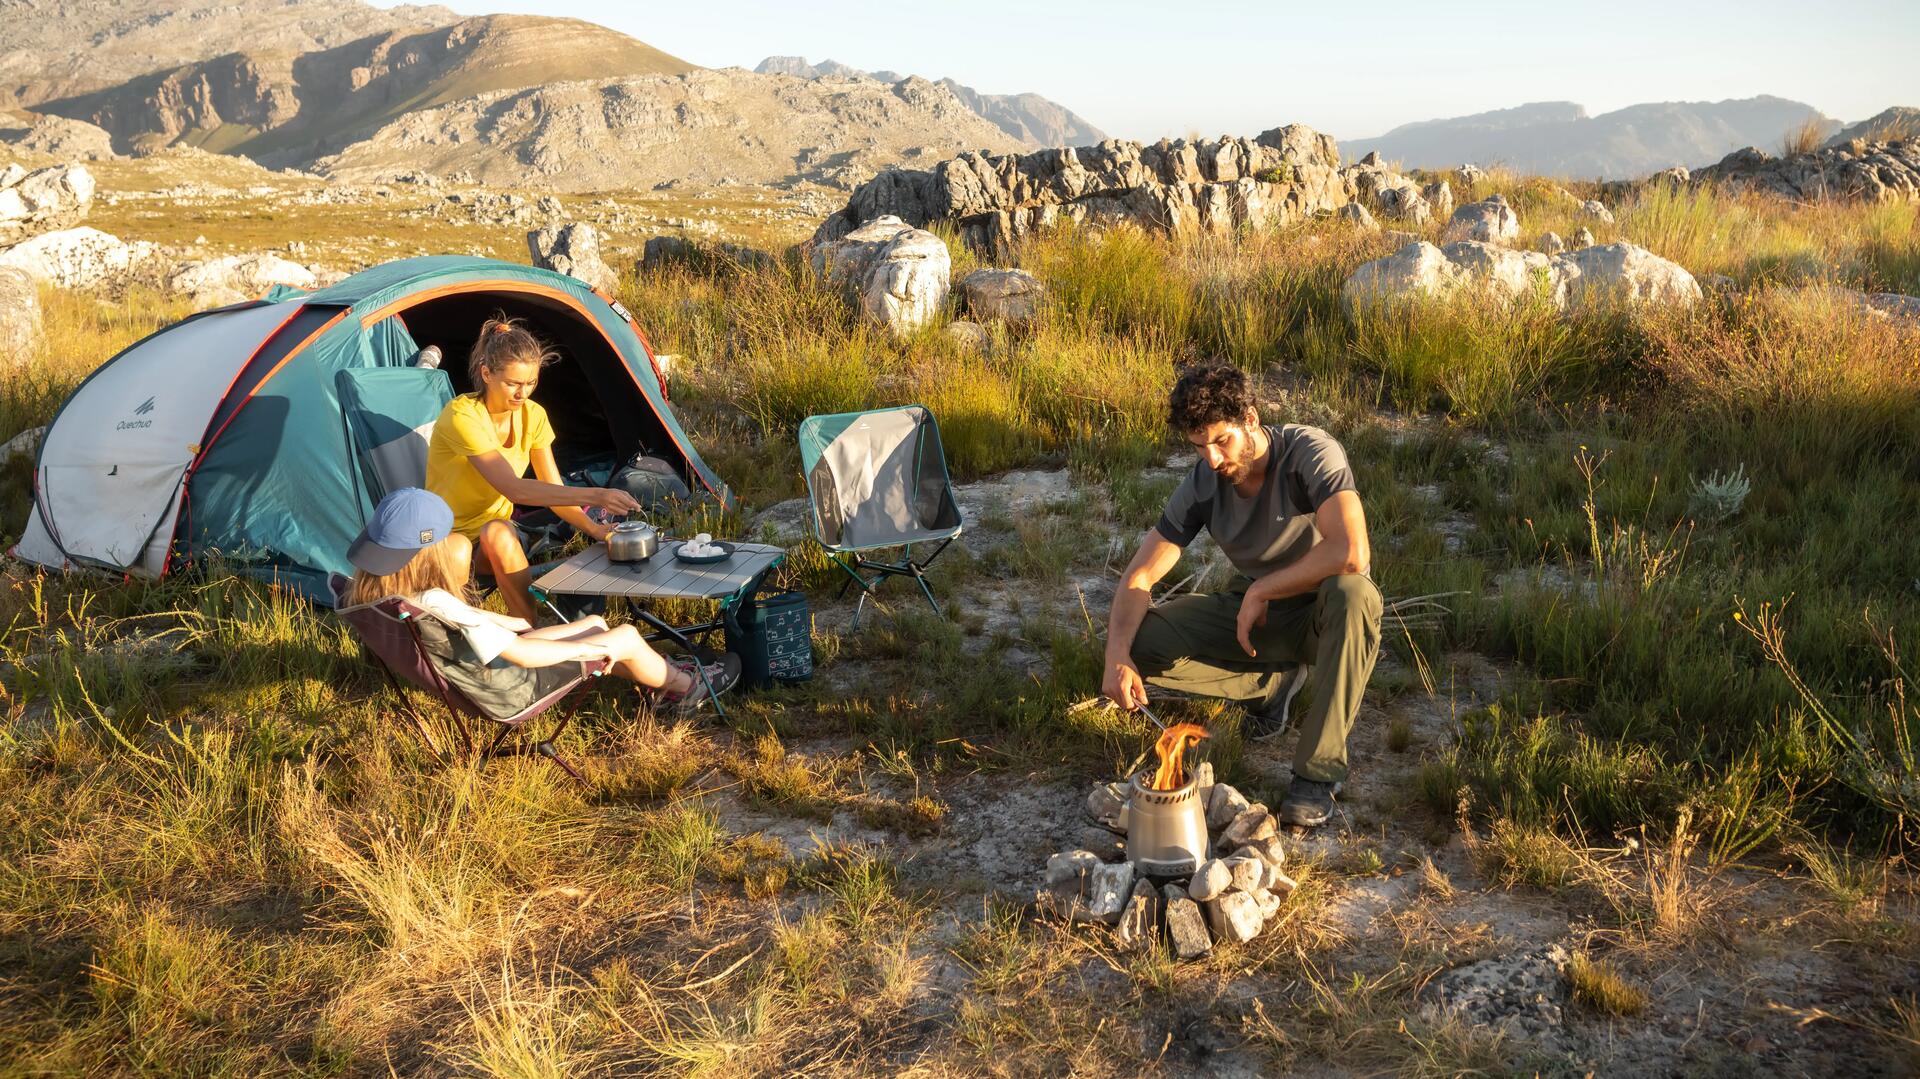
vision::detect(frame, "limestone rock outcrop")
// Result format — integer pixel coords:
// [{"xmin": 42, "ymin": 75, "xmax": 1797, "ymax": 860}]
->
[
  {"xmin": 529, "ymin": 222, "xmax": 618, "ymax": 294},
  {"xmin": 0, "ymin": 226, "xmax": 159, "ymax": 290},
  {"xmin": 1343, "ymin": 239, "xmax": 1700, "ymax": 314},
  {"xmin": 958, "ymin": 267, "xmax": 1043, "ymax": 325},
  {"xmin": 1441, "ymin": 194, "xmax": 1520, "ymax": 245},
  {"xmin": 0, "ymin": 266, "xmax": 41, "ymax": 361},
  {"xmin": 168, "ymin": 253, "xmax": 317, "ymax": 307},
  {"xmin": 1553, "ymin": 242, "xmax": 1702, "ymax": 310},
  {"xmin": 812, "ymin": 125, "xmax": 1352, "ymax": 256},
  {"xmin": 0, "ymin": 163, "xmax": 95, "ymax": 244},
  {"xmin": 1692, "ymin": 139, "xmax": 1920, "ymax": 203},
  {"xmin": 860, "ymin": 227, "xmax": 949, "ymax": 336},
  {"xmin": 4, "ymin": 116, "xmax": 117, "ymax": 161}
]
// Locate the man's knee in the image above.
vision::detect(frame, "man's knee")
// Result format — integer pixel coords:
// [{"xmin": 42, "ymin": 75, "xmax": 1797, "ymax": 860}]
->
[
  {"xmin": 1317, "ymin": 573, "xmax": 1383, "ymax": 625},
  {"xmin": 1130, "ymin": 607, "xmax": 1182, "ymax": 671}
]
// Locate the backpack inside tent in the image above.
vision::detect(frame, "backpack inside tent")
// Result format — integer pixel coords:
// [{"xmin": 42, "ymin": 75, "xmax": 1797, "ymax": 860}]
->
[{"xmin": 14, "ymin": 256, "xmax": 730, "ymax": 603}]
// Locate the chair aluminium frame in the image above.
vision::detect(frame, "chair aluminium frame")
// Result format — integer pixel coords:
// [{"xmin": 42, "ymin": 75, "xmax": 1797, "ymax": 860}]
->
[
  {"xmin": 332, "ymin": 578, "xmax": 608, "ymax": 783},
  {"xmin": 798, "ymin": 404, "xmax": 963, "ymax": 626}
]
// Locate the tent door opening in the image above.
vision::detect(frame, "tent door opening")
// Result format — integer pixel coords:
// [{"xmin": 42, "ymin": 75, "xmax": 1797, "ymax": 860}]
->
[{"xmin": 387, "ymin": 291, "xmax": 676, "ymax": 486}]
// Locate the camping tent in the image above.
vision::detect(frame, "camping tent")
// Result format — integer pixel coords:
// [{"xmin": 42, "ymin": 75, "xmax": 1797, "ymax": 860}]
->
[{"xmin": 14, "ymin": 255, "xmax": 730, "ymax": 603}]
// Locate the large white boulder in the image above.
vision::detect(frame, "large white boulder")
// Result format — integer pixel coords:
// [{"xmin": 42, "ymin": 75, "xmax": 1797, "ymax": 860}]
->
[
  {"xmin": 0, "ymin": 266, "xmax": 40, "ymax": 362},
  {"xmin": 860, "ymin": 226, "xmax": 950, "ymax": 336},
  {"xmin": 0, "ymin": 163, "xmax": 95, "ymax": 243},
  {"xmin": 1440, "ymin": 241, "xmax": 1556, "ymax": 304},
  {"xmin": 1422, "ymin": 180, "xmax": 1455, "ymax": 219},
  {"xmin": 168, "ymin": 253, "xmax": 317, "ymax": 307},
  {"xmin": 528, "ymin": 221, "xmax": 618, "ymax": 294},
  {"xmin": 811, "ymin": 214, "xmax": 914, "ymax": 293},
  {"xmin": 0, "ymin": 227, "xmax": 159, "ymax": 290},
  {"xmin": 959, "ymin": 267, "xmax": 1044, "ymax": 325},
  {"xmin": 1341, "ymin": 242, "xmax": 1467, "ymax": 307},
  {"xmin": 1345, "ymin": 239, "xmax": 1700, "ymax": 313},
  {"xmin": 1441, "ymin": 194, "xmax": 1520, "ymax": 245},
  {"xmin": 1553, "ymin": 243, "xmax": 1702, "ymax": 311}
]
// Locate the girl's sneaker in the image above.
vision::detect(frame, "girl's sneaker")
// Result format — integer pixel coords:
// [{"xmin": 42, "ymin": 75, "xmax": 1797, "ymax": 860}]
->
[{"xmin": 656, "ymin": 653, "xmax": 743, "ymax": 714}]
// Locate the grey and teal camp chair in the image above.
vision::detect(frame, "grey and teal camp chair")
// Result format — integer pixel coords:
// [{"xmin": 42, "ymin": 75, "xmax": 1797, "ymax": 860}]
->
[{"xmin": 799, "ymin": 405, "xmax": 963, "ymax": 626}]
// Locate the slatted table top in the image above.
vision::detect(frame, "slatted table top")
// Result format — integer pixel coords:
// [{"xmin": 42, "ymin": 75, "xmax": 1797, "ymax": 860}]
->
[{"xmin": 533, "ymin": 541, "xmax": 787, "ymax": 600}]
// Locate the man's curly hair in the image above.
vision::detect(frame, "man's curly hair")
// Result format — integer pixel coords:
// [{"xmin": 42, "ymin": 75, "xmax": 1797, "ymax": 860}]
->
[{"xmin": 1167, "ymin": 362, "xmax": 1257, "ymax": 433}]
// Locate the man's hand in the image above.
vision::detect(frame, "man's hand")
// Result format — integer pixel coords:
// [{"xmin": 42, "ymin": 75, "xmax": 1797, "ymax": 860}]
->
[
  {"xmin": 1103, "ymin": 659, "xmax": 1148, "ymax": 711},
  {"xmin": 1236, "ymin": 591, "xmax": 1269, "ymax": 657}
]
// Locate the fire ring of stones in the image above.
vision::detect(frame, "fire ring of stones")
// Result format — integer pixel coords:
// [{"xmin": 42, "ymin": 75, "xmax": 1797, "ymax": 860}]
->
[{"xmin": 1036, "ymin": 763, "xmax": 1299, "ymax": 959}]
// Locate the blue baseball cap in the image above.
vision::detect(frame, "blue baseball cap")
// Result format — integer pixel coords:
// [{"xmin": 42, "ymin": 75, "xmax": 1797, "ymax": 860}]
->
[{"xmin": 347, "ymin": 488, "xmax": 456, "ymax": 575}]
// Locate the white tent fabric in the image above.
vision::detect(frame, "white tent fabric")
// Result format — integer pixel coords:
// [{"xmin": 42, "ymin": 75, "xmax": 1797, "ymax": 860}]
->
[
  {"xmin": 816, "ymin": 409, "xmax": 959, "ymax": 549},
  {"xmin": 23, "ymin": 304, "xmax": 288, "ymax": 573}
]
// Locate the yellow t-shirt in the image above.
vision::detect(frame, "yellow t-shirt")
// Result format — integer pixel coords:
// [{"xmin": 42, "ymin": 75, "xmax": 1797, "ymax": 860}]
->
[{"xmin": 425, "ymin": 394, "xmax": 556, "ymax": 538}]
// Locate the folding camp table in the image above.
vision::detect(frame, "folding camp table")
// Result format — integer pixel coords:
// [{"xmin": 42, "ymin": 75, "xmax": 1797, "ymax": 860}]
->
[{"xmin": 531, "ymin": 540, "xmax": 786, "ymax": 718}]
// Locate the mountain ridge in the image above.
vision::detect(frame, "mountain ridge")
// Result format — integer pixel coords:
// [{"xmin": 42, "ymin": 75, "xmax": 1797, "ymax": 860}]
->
[
  {"xmin": 1345, "ymin": 95, "xmax": 1837, "ymax": 179},
  {"xmin": 752, "ymin": 56, "xmax": 1106, "ymax": 148}
]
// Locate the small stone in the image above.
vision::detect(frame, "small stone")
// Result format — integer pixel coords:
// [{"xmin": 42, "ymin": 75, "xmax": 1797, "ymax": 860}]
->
[
  {"xmin": 1045, "ymin": 849, "xmax": 1100, "ymax": 892},
  {"xmin": 1084, "ymin": 861, "xmax": 1135, "ymax": 924},
  {"xmin": 1115, "ymin": 879, "xmax": 1160, "ymax": 951},
  {"xmin": 1219, "ymin": 806, "xmax": 1276, "ymax": 849},
  {"xmin": 1253, "ymin": 887, "xmax": 1281, "ymax": 920},
  {"xmin": 1227, "ymin": 853, "xmax": 1267, "ymax": 893},
  {"xmin": 1204, "ymin": 890, "xmax": 1264, "ymax": 944},
  {"xmin": 1085, "ymin": 783, "xmax": 1126, "ymax": 834},
  {"xmin": 1268, "ymin": 871, "xmax": 1299, "ymax": 893},
  {"xmin": 1537, "ymin": 231, "xmax": 1566, "ymax": 255},
  {"xmin": 1206, "ymin": 783, "xmax": 1250, "ymax": 830},
  {"xmin": 1188, "ymin": 858, "xmax": 1232, "ymax": 902},
  {"xmin": 1571, "ymin": 226, "xmax": 1596, "ymax": 250},
  {"xmin": 1239, "ymin": 834, "xmax": 1287, "ymax": 871},
  {"xmin": 1163, "ymin": 888, "xmax": 1213, "ymax": 960},
  {"xmin": 1337, "ymin": 201, "xmax": 1379, "ymax": 231},
  {"xmin": 944, "ymin": 319, "xmax": 990, "ymax": 354}
]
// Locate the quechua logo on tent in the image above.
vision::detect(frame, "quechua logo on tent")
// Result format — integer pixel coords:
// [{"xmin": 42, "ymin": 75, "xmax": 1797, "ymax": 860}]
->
[{"xmin": 118, "ymin": 396, "xmax": 156, "ymax": 431}]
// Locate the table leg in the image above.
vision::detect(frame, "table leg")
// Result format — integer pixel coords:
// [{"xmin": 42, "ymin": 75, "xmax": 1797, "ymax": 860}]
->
[{"xmin": 633, "ymin": 608, "xmax": 727, "ymax": 720}]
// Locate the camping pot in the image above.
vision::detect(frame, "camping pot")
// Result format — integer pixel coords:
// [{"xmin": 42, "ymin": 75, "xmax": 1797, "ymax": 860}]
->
[
  {"xmin": 1123, "ymin": 771, "xmax": 1210, "ymax": 877},
  {"xmin": 605, "ymin": 520, "xmax": 659, "ymax": 563}
]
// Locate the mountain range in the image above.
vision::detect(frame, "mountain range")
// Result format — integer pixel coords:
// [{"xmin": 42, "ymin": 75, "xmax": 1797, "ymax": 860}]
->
[
  {"xmin": 752, "ymin": 57, "xmax": 1106, "ymax": 148},
  {"xmin": 1343, "ymin": 96, "xmax": 1839, "ymax": 179}
]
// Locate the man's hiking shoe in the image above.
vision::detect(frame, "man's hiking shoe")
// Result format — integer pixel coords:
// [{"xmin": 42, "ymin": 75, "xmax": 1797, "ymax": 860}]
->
[
  {"xmin": 656, "ymin": 653, "xmax": 742, "ymax": 715},
  {"xmin": 1245, "ymin": 664, "xmax": 1311, "ymax": 742},
  {"xmin": 1278, "ymin": 777, "xmax": 1341, "ymax": 828}
]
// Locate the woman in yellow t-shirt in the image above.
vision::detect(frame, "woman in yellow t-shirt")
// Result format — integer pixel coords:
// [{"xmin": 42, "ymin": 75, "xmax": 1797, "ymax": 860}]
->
[{"xmin": 424, "ymin": 316, "xmax": 641, "ymax": 621}]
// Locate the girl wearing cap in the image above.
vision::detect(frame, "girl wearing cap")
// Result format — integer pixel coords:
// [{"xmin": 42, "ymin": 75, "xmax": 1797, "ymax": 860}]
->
[
  {"xmin": 348, "ymin": 488, "xmax": 739, "ymax": 717},
  {"xmin": 425, "ymin": 316, "xmax": 643, "ymax": 623}
]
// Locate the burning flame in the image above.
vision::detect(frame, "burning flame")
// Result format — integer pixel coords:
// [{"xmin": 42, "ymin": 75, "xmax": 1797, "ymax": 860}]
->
[{"xmin": 1150, "ymin": 723, "xmax": 1209, "ymax": 790}]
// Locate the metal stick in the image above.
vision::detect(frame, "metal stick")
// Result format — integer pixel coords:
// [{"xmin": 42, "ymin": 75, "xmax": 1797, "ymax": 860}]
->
[{"xmin": 1136, "ymin": 703, "xmax": 1167, "ymax": 732}]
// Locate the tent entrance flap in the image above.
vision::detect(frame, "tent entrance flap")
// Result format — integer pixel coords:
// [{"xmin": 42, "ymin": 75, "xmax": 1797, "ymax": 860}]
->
[{"xmin": 337, "ymin": 367, "xmax": 454, "ymax": 505}]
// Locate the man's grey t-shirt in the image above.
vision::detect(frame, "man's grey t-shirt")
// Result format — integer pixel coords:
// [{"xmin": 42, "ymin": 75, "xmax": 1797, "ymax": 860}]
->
[{"xmin": 1155, "ymin": 424, "xmax": 1358, "ymax": 578}]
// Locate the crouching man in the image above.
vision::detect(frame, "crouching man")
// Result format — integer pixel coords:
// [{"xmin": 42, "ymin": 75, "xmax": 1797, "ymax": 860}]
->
[{"xmin": 1103, "ymin": 363, "xmax": 1382, "ymax": 828}]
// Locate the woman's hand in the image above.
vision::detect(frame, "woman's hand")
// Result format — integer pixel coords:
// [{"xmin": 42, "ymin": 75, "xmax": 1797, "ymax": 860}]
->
[{"xmin": 584, "ymin": 487, "xmax": 643, "ymax": 515}]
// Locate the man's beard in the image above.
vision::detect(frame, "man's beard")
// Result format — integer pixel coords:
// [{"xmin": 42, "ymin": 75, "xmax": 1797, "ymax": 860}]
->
[{"xmin": 1212, "ymin": 443, "xmax": 1258, "ymax": 482}]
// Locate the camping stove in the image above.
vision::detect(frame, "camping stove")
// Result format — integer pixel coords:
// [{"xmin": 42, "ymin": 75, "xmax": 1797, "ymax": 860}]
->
[{"xmin": 1124, "ymin": 771, "xmax": 1210, "ymax": 877}]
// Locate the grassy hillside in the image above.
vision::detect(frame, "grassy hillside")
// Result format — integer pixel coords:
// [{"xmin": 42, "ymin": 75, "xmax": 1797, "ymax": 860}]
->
[{"xmin": 1, "ymin": 171, "xmax": 1917, "ymax": 1074}]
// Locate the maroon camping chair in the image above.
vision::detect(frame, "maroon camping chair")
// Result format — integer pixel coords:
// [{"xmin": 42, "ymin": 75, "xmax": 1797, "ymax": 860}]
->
[{"xmin": 330, "ymin": 575, "xmax": 607, "ymax": 783}]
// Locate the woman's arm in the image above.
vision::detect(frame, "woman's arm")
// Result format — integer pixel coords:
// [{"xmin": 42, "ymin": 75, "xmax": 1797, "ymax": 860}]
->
[
  {"xmin": 530, "ymin": 447, "xmax": 612, "ymax": 542},
  {"xmin": 466, "ymin": 450, "xmax": 640, "ymax": 516}
]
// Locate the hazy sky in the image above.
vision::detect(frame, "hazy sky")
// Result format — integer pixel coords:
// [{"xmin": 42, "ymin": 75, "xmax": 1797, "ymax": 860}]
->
[{"xmin": 386, "ymin": 0, "xmax": 1918, "ymax": 141}]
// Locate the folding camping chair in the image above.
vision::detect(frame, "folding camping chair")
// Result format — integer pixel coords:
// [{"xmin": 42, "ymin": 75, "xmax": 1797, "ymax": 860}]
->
[
  {"xmin": 330, "ymin": 575, "xmax": 607, "ymax": 783},
  {"xmin": 798, "ymin": 405, "xmax": 963, "ymax": 627}
]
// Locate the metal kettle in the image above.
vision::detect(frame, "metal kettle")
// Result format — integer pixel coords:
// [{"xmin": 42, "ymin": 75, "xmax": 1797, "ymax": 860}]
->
[{"xmin": 605, "ymin": 520, "xmax": 659, "ymax": 563}]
